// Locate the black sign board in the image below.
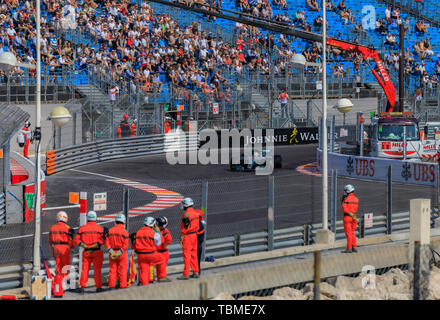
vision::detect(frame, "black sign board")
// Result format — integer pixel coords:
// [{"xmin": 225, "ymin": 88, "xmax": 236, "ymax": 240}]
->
[{"xmin": 199, "ymin": 127, "xmax": 319, "ymax": 147}]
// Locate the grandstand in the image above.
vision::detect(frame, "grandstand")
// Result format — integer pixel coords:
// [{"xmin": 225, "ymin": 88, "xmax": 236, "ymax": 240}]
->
[{"xmin": 1, "ymin": 0, "xmax": 440, "ymax": 138}]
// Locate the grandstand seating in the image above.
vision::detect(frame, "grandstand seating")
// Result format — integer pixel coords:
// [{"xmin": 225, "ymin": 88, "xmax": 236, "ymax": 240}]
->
[{"xmin": 1, "ymin": 0, "xmax": 439, "ymax": 106}]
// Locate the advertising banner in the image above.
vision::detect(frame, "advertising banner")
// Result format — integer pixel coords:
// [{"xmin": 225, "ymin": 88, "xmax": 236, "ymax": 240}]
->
[
  {"xmin": 317, "ymin": 149, "xmax": 438, "ymax": 187},
  {"xmin": 200, "ymin": 127, "xmax": 320, "ymax": 148},
  {"xmin": 24, "ymin": 180, "xmax": 47, "ymax": 223}
]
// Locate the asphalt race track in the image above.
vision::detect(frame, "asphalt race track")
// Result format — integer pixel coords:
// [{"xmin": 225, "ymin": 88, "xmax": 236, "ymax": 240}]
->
[{"xmin": 0, "ymin": 144, "xmax": 437, "ymax": 264}]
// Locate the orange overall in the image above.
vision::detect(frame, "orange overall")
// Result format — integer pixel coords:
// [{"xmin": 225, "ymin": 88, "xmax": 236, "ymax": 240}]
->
[
  {"xmin": 181, "ymin": 208, "xmax": 199, "ymax": 276},
  {"xmin": 21, "ymin": 126, "xmax": 31, "ymax": 158},
  {"xmin": 105, "ymin": 224, "xmax": 129, "ymax": 288},
  {"xmin": 132, "ymin": 227, "xmax": 164, "ymax": 285},
  {"xmin": 49, "ymin": 221, "xmax": 74, "ymax": 277},
  {"xmin": 156, "ymin": 227, "xmax": 172, "ymax": 280},
  {"xmin": 74, "ymin": 222, "xmax": 105, "ymax": 288},
  {"xmin": 342, "ymin": 193, "xmax": 359, "ymax": 250}
]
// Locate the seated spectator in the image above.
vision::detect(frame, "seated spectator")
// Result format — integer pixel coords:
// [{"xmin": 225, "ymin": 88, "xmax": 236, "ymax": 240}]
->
[
  {"xmin": 415, "ymin": 20, "xmax": 429, "ymax": 35},
  {"xmin": 385, "ymin": 33, "xmax": 398, "ymax": 49},
  {"xmin": 325, "ymin": 0, "xmax": 334, "ymax": 10},
  {"xmin": 306, "ymin": 0, "xmax": 319, "ymax": 11},
  {"xmin": 424, "ymin": 37, "xmax": 434, "ymax": 59},
  {"xmin": 336, "ymin": 0, "xmax": 345, "ymax": 12},
  {"xmin": 352, "ymin": 22, "xmax": 365, "ymax": 34},
  {"xmin": 375, "ymin": 18, "xmax": 387, "ymax": 35},
  {"xmin": 314, "ymin": 15, "xmax": 323, "ymax": 29}
]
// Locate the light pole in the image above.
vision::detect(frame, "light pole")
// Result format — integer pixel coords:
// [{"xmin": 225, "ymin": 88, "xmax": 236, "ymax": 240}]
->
[
  {"xmin": 322, "ymin": 0, "xmax": 328, "ymax": 231},
  {"xmin": 334, "ymin": 98, "xmax": 353, "ymax": 126},
  {"xmin": 0, "ymin": 51, "xmax": 40, "ymax": 273},
  {"xmin": 48, "ymin": 106, "xmax": 72, "ymax": 149}
]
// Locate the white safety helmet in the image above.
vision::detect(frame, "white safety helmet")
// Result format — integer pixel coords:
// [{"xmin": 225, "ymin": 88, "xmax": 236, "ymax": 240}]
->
[
  {"xmin": 144, "ymin": 216, "xmax": 156, "ymax": 227},
  {"xmin": 180, "ymin": 197, "xmax": 194, "ymax": 209},
  {"xmin": 25, "ymin": 120, "xmax": 31, "ymax": 127},
  {"xmin": 115, "ymin": 214, "xmax": 126, "ymax": 224},
  {"xmin": 344, "ymin": 184, "xmax": 355, "ymax": 194},
  {"xmin": 87, "ymin": 211, "xmax": 97, "ymax": 221},
  {"xmin": 56, "ymin": 211, "xmax": 68, "ymax": 223}
]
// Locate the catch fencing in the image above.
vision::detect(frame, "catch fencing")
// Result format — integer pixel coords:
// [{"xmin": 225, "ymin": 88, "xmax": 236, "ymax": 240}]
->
[
  {"xmin": 0, "ymin": 170, "xmax": 438, "ymax": 291},
  {"xmin": 0, "ymin": 193, "xmax": 5, "ymax": 227}
]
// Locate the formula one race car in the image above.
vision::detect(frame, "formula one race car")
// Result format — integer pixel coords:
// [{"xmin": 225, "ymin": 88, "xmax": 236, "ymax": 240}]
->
[{"xmin": 230, "ymin": 149, "xmax": 282, "ymax": 171}]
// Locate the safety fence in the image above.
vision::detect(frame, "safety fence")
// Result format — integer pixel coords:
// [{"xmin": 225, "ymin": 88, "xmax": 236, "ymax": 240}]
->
[
  {"xmin": 0, "ymin": 209, "xmax": 433, "ymax": 292},
  {"xmin": 45, "ymin": 133, "xmax": 198, "ymax": 175},
  {"xmin": 0, "ymin": 193, "xmax": 5, "ymax": 227}
]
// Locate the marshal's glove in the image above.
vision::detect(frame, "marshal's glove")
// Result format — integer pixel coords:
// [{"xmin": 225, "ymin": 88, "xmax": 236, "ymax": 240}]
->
[{"xmin": 109, "ymin": 248, "xmax": 123, "ymax": 260}]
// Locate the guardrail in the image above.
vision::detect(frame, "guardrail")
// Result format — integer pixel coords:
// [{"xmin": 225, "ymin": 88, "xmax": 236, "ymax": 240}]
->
[
  {"xmin": 1, "ymin": 210, "xmax": 435, "ymax": 291},
  {"xmin": 45, "ymin": 133, "xmax": 199, "ymax": 175},
  {"xmin": 0, "ymin": 193, "xmax": 5, "ymax": 227}
]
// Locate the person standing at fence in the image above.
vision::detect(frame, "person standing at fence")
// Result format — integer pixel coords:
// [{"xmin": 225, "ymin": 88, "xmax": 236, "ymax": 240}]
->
[
  {"xmin": 155, "ymin": 216, "xmax": 172, "ymax": 282},
  {"xmin": 105, "ymin": 214, "xmax": 129, "ymax": 290},
  {"xmin": 278, "ymin": 91, "xmax": 289, "ymax": 118},
  {"xmin": 130, "ymin": 119, "xmax": 137, "ymax": 137},
  {"xmin": 131, "ymin": 217, "xmax": 164, "ymax": 286},
  {"xmin": 117, "ymin": 114, "xmax": 131, "ymax": 138},
  {"xmin": 49, "ymin": 211, "xmax": 75, "ymax": 278},
  {"xmin": 74, "ymin": 211, "xmax": 106, "ymax": 293},
  {"xmin": 341, "ymin": 184, "xmax": 359, "ymax": 253},
  {"xmin": 177, "ymin": 198, "xmax": 200, "ymax": 280},
  {"xmin": 19, "ymin": 121, "xmax": 32, "ymax": 158},
  {"xmin": 164, "ymin": 117, "xmax": 171, "ymax": 133}
]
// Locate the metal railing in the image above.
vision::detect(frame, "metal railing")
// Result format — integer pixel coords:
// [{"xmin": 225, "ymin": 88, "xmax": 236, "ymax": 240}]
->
[
  {"xmin": 0, "ymin": 193, "xmax": 5, "ymax": 227},
  {"xmin": 0, "ymin": 210, "xmax": 435, "ymax": 291},
  {"xmin": 45, "ymin": 133, "xmax": 198, "ymax": 175}
]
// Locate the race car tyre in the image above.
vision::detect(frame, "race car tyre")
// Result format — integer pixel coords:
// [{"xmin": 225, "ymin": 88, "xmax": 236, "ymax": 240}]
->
[{"xmin": 274, "ymin": 155, "xmax": 282, "ymax": 169}]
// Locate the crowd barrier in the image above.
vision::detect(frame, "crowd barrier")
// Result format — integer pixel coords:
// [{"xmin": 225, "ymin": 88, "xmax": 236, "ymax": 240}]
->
[
  {"xmin": 317, "ymin": 149, "xmax": 439, "ymax": 187},
  {"xmin": 0, "ymin": 210, "xmax": 431, "ymax": 291}
]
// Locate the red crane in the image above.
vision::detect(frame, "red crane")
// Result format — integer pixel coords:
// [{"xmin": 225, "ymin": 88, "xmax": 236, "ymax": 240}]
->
[{"xmin": 326, "ymin": 38, "xmax": 397, "ymax": 112}]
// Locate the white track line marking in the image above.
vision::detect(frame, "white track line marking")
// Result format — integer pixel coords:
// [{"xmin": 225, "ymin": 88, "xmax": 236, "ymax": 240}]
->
[
  {"xmin": 42, "ymin": 205, "xmax": 80, "ymax": 211},
  {"xmin": 98, "ymin": 179, "xmax": 184, "ymax": 221}
]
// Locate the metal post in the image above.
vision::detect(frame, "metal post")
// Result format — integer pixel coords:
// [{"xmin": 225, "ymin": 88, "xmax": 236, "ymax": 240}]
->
[
  {"xmin": 123, "ymin": 188, "xmax": 130, "ymax": 232},
  {"xmin": 331, "ymin": 169, "xmax": 338, "ymax": 234},
  {"xmin": 318, "ymin": 116, "xmax": 323, "ymax": 150},
  {"xmin": 314, "ymin": 251, "xmax": 321, "ymax": 300},
  {"xmin": 322, "ymin": 0, "xmax": 329, "ymax": 230},
  {"xmin": 399, "ymin": 23, "xmax": 405, "ymax": 113},
  {"xmin": 267, "ymin": 175, "xmax": 274, "ymax": 251},
  {"xmin": 386, "ymin": 165, "xmax": 392, "ymax": 235},
  {"xmin": 330, "ymin": 115, "xmax": 335, "ymax": 152},
  {"xmin": 32, "ymin": 0, "xmax": 42, "ymax": 275},
  {"xmin": 57, "ymin": 126, "xmax": 61, "ymax": 149},
  {"xmin": 360, "ymin": 122, "xmax": 364, "ymax": 157},
  {"xmin": 437, "ymin": 157, "xmax": 440, "ymax": 209},
  {"xmin": 201, "ymin": 181, "xmax": 208, "ymax": 262},
  {"xmin": 234, "ymin": 234, "xmax": 240, "ymax": 256},
  {"xmin": 78, "ymin": 192, "xmax": 87, "ymax": 280},
  {"xmin": 413, "ymin": 241, "xmax": 421, "ymax": 300},
  {"xmin": 2, "ymin": 140, "xmax": 10, "ymax": 189},
  {"xmin": 307, "ymin": 100, "xmax": 312, "ymax": 127},
  {"xmin": 72, "ymin": 112, "xmax": 77, "ymax": 145},
  {"xmin": 403, "ymin": 126, "xmax": 407, "ymax": 160},
  {"xmin": 356, "ymin": 112, "xmax": 361, "ymax": 143}
]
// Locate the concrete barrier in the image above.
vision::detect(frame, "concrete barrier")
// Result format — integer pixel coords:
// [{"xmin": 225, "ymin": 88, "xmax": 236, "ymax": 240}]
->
[{"xmin": 64, "ymin": 229, "xmax": 440, "ymax": 300}]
